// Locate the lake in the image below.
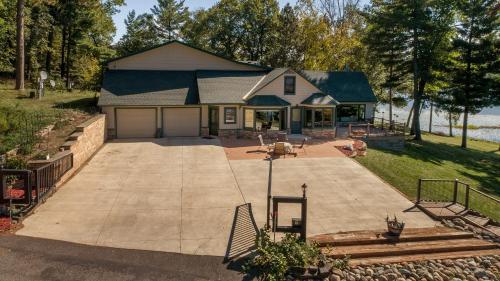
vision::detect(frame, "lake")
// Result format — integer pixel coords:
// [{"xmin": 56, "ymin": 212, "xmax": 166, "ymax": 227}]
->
[{"xmin": 375, "ymin": 104, "xmax": 500, "ymax": 143}]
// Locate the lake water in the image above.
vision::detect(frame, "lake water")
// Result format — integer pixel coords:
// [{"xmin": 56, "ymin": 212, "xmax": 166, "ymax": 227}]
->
[{"xmin": 374, "ymin": 104, "xmax": 500, "ymax": 143}]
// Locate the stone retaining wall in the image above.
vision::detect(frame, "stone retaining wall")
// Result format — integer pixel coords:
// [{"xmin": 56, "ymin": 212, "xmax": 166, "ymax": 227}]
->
[
  {"xmin": 28, "ymin": 114, "xmax": 107, "ymax": 186},
  {"xmin": 363, "ymin": 135, "xmax": 405, "ymax": 150},
  {"xmin": 302, "ymin": 128, "xmax": 336, "ymax": 139}
]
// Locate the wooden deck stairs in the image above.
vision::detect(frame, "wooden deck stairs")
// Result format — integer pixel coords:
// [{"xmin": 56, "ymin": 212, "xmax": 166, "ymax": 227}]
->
[
  {"xmin": 417, "ymin": 202, "xmax": 500, "ymax": 237},
  {"xmin": 310, "ymin": 227, "xmax": 500, "ymax": 265}
]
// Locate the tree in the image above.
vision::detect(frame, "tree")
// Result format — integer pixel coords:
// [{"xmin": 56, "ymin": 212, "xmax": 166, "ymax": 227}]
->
[
  {"xmin": 364, "ymin": 0, "xmax": 407, "ymax": 127},
  {"xmin": 151, "ymin": 0, "xmax": 189, "ymax": 41},
  {"xmin": 266, "ymin": 3, "xmax": 303, "ymax": 67},
  {"xmin": 448, "ymin": 0, "xmax": 499, "ymax": 148},
  {"xmin": 240, "ymin": 0, "xmax": 280, "ymax": 63},
  {"xmin": 371, "ymin": 0, "xmax": 454, "ymax": 140},
  {"xmin": 116, "ymin": 10, "xmax": 161, "ymax": 56},
  {"xmin": 15, "ymin": 0, "xmax": 25, "ymax": 90}
]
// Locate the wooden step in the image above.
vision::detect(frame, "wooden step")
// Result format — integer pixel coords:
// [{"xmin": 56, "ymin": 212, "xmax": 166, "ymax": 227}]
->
[
  {"xmin": 485, "ymin": 225, "xmax": 500, "ymax": 236},
  {"xmin": 349, "ymin": 249, "xmax": 500, "ymax": 265},
  {"xmin": 464, "ymin": 214, "xmax": 490, "ymax": 227},
  {"xmin": 310, "ymin": 227, "xmax": 474, "ymax": 247},
  {"xmin": 323, "ymin": 238, "xmax": 498, "ymax": 259}
]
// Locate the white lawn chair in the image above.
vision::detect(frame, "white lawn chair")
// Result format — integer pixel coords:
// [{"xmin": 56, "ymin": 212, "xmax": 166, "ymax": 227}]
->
[{"xmin": 258, "ymin": 134, "xmax": 274, "ymax": 152}]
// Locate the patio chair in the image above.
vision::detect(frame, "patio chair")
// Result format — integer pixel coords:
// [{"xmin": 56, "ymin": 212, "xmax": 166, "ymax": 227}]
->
[
  {"xmin": 273, "ymin": 142, "xmax": 287, "ymax": 157},
  {"xmin": 291, "ymin": 137, "xmax": 307, "ymax": 155},
  {"xmin": 277, "ymin": 132, "xmax": 288, "ymax": 142},
  {"xmin": 258, "ymin": 134, "xmax": 274, "ymax": 152}
]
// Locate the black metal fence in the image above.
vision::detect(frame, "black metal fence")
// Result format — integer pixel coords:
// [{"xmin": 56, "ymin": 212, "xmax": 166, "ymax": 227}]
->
[
  {"xmin": 368, "ymin": 117, "xmax": 407, "ymax": 136},
  {"xmin": 33, "ymin": 151, "xmax": 73, "ymax": 202},
  {"xmin": 417, "ymin": 178, "xmax": 500, "ymax": 221},
  {"xmin": 0, "ymin": 152, "xmax": 73, "ymax": 216}
]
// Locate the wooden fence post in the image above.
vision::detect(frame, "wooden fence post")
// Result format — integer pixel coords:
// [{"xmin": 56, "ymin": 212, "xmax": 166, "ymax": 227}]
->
[
  {"xmin": 453, "ymin": 179, "xmax": 458, "ymax": 203},
  {"xmin": 416, "ymin": 179, "xmax": 422, "ymax": 203}
]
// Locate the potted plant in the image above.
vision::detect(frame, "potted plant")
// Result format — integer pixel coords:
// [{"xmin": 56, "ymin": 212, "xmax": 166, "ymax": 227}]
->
[{"xmin": 386, "ymin": 215, "xmax": 405, "ymax": 236}]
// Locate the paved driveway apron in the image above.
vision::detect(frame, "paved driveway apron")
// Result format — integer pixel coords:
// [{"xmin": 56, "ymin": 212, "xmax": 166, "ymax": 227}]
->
[{"xmin": 18, "ymin": 138, "xmax": 246, "ymax": 256}]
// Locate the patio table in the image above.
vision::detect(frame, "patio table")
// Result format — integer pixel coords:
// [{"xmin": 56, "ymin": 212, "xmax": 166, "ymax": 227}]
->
[{"xmin": 276, "ymin": 142, "xmax": 294, "ymax": 154}]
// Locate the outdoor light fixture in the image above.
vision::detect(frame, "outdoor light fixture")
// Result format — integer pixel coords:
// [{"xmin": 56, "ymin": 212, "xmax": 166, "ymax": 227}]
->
[{"xmin": 301, "ymin": 183, "xmax": 307, "ymax": 198}]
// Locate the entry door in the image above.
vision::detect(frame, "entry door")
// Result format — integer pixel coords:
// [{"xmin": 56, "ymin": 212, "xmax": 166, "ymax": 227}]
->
[
  {"xmin": 209, "ymin": 107, "xmax": 219, "ymax": 136},
  {"xmin": 291, "ymin": 108, "xmax": 302, "ymax": 134}
]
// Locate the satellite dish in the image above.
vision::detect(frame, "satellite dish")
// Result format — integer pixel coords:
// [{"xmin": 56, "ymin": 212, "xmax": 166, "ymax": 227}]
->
[
  {"xmin": 49, "ymin": 80, "xmax": 56, "ymax": 88},
  {"xmin": 40, "ymin": 71, "xmax": 48, "ymax": 80}
]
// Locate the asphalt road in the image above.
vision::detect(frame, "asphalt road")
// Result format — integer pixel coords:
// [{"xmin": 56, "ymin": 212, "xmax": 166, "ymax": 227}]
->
[{"xmin": 0, "ymin": 235, "xmax": 245, "ymax": 281}]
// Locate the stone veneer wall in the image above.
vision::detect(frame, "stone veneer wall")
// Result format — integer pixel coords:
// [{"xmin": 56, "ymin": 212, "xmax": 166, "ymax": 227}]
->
[
  {"xmin": 301, "ymin": 128, "xmax": 336, "ymax": 139},
  {"xmin": 28, "ymin": 114, "xmax": 107, "ymax": 186},
  {"xmin": 217, "ymin": 129, "xmax": 337, "ymax": 140},
  {"xmin": 363, "ymin": 135, "xmax": 405, "ymax": 150}
]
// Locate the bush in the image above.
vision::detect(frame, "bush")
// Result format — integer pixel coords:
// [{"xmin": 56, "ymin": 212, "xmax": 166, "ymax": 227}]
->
[
  {"xmin": 5, "ymin": 156, "xmax": 28, "ymax": 170},
  {"xmin": 244, "ymin": 228, "xmax": 321, "ymax": 281}
]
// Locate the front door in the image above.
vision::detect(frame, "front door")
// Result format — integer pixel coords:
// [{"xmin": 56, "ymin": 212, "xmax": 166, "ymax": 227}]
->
[
  {"xmin": 209, "ymin": 107, "xmax": 219, "ymax": 136},
  {"xmin": 291, "ymin": 107, "xmax": 302, "ymax": 134}
]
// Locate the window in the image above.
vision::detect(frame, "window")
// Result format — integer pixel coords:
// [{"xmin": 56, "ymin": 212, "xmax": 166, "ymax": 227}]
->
[
  {"xmin": 304, "ymin": 108, "xmax": 335, "ymax": 129},
  {"xmin": 284, "ymin": 76, "xmax": 296, "ymax": 95},
  {"xmin": 245, "ymin": 109, "xmax": 285, "ymax": 131},
  {"xmin": 224, "ymin": 107, "xmax": 237, "ymax": 124},
  {"xmin": 337, "ymin": 105, "xmax": 366, "ymax": 122},
  {"xmin": 244, "ymin": 109, "xmax": 254, "ymax": 129}
]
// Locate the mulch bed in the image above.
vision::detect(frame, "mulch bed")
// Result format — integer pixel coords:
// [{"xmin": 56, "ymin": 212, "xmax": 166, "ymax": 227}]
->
[
  {"xmin": 0, "ymin": 217, "xmax": 12, "ymax": 232},
  {"xmin": 334, "ymin": 140, "xmax": 367, "ymax": 157}
]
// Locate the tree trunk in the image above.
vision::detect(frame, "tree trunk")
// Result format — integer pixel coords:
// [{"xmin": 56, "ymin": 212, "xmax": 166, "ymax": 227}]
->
[
  {"xmin": 406, "ymin": 105, "xmax": 414, "ymax": 129},
  {"xmin": 461, "ymin": 107, "xmax": 469, "ymax": 148},
  {"xmin": 60, "ymin": 26, "xmax": 67, "ymax": 79},
  {"xmin": 45, "ymin": 29, "xmax": 54, "ymax": 74},
  {"xmin": 428, "ymin": 101, "xmax": 433, "ymax": 133},
  {"xmin": 15, "ymin": 0, "xmax": 25, "ymax": 90},
  {"xmin": 448, "ymin": 111, "xmax": 453, "ymax": 137},
  {"xmin": 66, "ymin": 30, "xmax": 71, "ymax": 90},
  {"xmin": 389, "ymin": 86, "xmax": 393, "ymax": 130}
]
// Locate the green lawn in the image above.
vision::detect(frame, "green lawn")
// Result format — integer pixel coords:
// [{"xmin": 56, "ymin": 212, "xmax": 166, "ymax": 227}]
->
[
  {"xmin": 356, "ymin": 133, "xmax": 500, "ymax": 220},
  {"xmin": 0, "ymin": 79, "xmax": 98, "ymax": 157}
]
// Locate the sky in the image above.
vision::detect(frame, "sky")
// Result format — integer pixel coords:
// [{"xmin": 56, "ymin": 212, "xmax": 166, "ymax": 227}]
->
[{"xmin": 112, "ymin": 0, "xmax": 298, "ymax": 43}]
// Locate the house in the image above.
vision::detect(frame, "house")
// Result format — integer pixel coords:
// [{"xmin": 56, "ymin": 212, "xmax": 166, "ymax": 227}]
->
[{"xmin": 98, "ymin": 40, "xmax": 377, "ymax": 139}]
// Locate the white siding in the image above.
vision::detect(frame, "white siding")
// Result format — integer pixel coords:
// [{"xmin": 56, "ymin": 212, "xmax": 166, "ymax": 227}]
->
[
  {"xmin": 101, "ymin": 106, "xmax": 115, "ymax": 129},
  {"xmin": 252, "ymin": 71, "xmax": 323, "ymax": 106},
  {"xmin": 108, "ymin": 42, "xmax": 262, "ymax": 71}
]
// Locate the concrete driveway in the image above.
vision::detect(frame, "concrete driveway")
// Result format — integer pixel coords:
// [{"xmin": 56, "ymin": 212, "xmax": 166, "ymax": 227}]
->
[{"xmin": 18, "ymin": 138, "xmax": 435, "ymax": 256}]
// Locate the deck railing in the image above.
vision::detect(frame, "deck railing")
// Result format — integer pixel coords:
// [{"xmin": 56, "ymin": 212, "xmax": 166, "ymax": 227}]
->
[
  {"xmin": 368, "ymin": 117, "xmax": 407, "ymax": 136},
  {"xmin": 33, "ymin": 151, "xmax": 73, "ymax": 202},
  {"xmin": 417, "ymin": 178, "xmax": 500, "ymax": 221},
  {"xmin": 0, "ymin": 152, "xmax": 73, "ymax": 217}
]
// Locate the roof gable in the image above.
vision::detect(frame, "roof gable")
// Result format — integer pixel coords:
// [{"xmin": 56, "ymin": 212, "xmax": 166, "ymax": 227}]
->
[
  {"xmin": 197, "ymin": 70, "xmax": 267, "ymax": 104},
  {"xmin": 300, "ymin": 71, "xmax": 377, "ymax": 103},
  {"xmin": 107, "ymin": 41, "xmax": 266, "ymax": 71}
]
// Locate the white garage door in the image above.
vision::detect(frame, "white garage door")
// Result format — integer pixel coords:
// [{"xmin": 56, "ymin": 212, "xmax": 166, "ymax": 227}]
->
[
  {"xmin": 162, "ymin": 108, "xmax": 200, "ymax": 137},
  {"xmin": 116, "ymin": 108, "xmax": 157, "ymax": 138}
]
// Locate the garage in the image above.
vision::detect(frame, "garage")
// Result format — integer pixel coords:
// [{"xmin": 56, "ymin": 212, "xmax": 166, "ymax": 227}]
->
[
  {"xmin": 116, "ymin": 108, "xmax": 157, "ymax": 138},
  {"xmin": 162, "ymin": 108, "xmax": 200, "ymax": 137}
]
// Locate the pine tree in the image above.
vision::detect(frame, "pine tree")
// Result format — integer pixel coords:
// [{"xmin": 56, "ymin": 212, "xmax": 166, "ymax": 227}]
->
[
  {"xmin": 448, "ymin": 0, "xmax": 499, "ymax": 148},
  {"xmin": 364, "ymin": 0, "xmax": 407, "ymax": 127},
  {"xmin": 116, "ymin": 11, "xmax": 161, "ymax": 56},
  {"xmin": 151, "ymin": 0, "xmax": 189, "ymax": 41}
]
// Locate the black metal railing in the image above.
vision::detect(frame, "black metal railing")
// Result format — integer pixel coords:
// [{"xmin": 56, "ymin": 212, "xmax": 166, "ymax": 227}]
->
[
  {"xmin": 417, "ymin": 178, "xmax": 500, "ymax": 221},
  {"xmin": 368, "ymin": 117, "xmax": 407, "ymax": 136},
  {"xmin": 33, "ymin": 151, "xmax": 73, "ymax": 202}
]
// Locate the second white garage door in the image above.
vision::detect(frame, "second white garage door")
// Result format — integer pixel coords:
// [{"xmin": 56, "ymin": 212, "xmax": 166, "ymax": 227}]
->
[{"xmin": 162, "ymin": 108, "xmax": 200, "ymax": 137}]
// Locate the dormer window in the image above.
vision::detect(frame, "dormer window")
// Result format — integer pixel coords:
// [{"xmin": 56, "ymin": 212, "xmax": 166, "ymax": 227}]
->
[{"xmin": 284, "ymin": 76, "xmax": 296, "ymax": 95}]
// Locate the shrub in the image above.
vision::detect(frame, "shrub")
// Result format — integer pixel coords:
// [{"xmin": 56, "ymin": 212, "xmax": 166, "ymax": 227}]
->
[
  {"xmin": 5, "ymin": 156, "xmax": 28, "ymax": 170},
  {"xmin": 244, "ymin": 228, "xmax": 320, "ymax": 281}
]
